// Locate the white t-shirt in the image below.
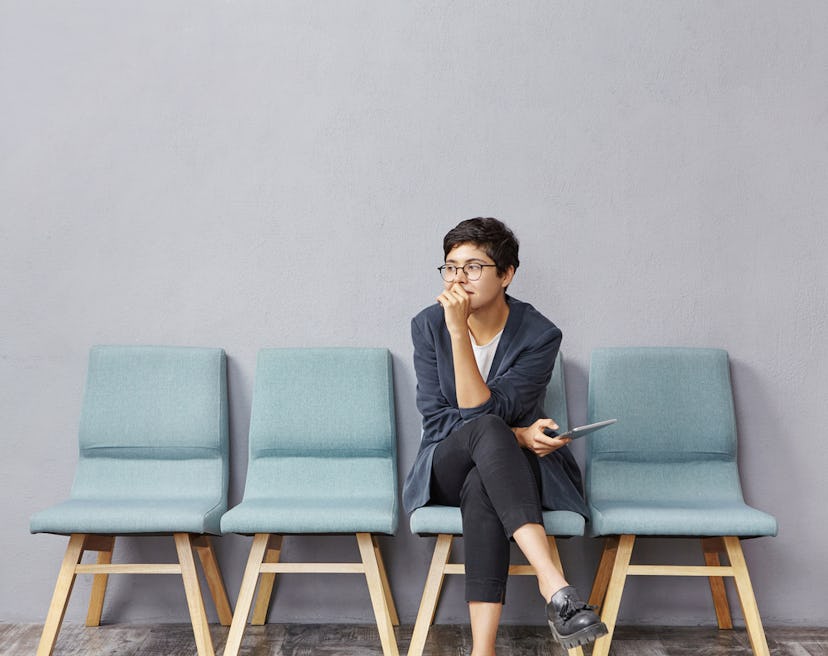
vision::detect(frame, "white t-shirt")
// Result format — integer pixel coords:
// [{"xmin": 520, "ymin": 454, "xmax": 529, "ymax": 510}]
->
[{"xmin": 471, "ymin": 329, "xmax": 504, "ymax": 381}]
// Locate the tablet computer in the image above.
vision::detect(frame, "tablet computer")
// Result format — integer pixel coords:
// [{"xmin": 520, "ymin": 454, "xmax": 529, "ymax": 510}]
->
[{"xmin": 544, "ymin": 418, "xmax": 617, "ymax": 440}]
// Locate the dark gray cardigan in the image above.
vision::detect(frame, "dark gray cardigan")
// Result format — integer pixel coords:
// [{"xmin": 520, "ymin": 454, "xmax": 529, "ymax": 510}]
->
[{"xmin": 402, "ymin": 295, "xmax": 589, "ymax": 517}]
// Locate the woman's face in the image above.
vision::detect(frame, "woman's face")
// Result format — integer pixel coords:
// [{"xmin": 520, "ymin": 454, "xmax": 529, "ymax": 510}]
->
[{"xmin": 443, "ymin": 242, "xmax": 514, "ymax": 313}]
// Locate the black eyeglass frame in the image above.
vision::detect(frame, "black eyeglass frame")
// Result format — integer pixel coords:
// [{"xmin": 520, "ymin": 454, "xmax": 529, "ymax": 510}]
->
[{"xmin": 437, "ymin": 263, "xmax": 498, "ymax": 282}]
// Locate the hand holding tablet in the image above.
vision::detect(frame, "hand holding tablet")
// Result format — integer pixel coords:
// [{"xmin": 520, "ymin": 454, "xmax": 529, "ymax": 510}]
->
[{"xmin": 543, "ymin": 418, "xmax": 617, "ymax": 440}]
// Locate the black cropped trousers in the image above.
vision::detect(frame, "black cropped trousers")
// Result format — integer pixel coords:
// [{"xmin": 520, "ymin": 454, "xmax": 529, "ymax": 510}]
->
[{"xmin": 430, "ymin": 414, "xmax": 544, "ymax": 603}]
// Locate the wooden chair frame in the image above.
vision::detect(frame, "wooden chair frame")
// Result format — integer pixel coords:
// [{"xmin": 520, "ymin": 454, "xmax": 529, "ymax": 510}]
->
[
  {"xmin": 37, "ymin": 532, "xmax": 232, "ymax": 656},
  {"xmin": 408, "ymin": 533, "xmax": 584, "ymax": 656},
  {"xmin": 588, "ymin": 535, "xmax": 771, "ymax": 656},
  {"xmin": 223, "ymin": 532, "xmax": 399, "ymax": 656}
]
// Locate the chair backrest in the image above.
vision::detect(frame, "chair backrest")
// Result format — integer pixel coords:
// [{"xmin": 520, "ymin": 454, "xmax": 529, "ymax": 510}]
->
[
  {"xmin": 543, "ymin": 351, "xmax": 569, "ymax": 433},
  {"xmin": 586, "ymin": 347, "xmax": 745, "ymax": 504},
  {"xmin": 70, "ymin": 345, "xmax": 229, "ymax": 502},
  {"xmin": 243, "ymin": 348, "xmax": 397, "ymax": 513}
]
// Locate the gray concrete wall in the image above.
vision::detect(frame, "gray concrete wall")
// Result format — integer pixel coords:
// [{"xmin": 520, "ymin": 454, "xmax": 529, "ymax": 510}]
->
[{"xmin": 2, "ymin": 1, "xmax": 826, "ymax": 627}]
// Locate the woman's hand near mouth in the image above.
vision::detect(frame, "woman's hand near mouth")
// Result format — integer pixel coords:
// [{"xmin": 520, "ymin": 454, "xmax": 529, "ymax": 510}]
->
[{"xmin": 437, "ymin": 282, "xmax": 471, "ymax": 339}]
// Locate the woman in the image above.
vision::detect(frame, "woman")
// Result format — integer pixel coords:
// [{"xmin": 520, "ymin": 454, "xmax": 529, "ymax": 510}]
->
[{"xmin": 403, "ymin": 218, "xmax": 606, "ymax": 655}]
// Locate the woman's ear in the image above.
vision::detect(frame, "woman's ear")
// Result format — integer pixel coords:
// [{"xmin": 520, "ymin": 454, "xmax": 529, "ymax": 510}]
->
[{"xmin": 500, "ymin": 266, "xmax": 515, "ymax": 288}]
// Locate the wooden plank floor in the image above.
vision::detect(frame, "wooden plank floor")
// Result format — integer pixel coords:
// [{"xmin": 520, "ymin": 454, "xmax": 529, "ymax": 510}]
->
[{"xmin": 2, "ymin": 623, "xmax": 826, "ymax": 656}]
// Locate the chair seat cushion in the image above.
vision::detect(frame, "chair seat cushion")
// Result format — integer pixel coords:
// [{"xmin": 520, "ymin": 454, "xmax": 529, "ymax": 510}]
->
[
  {"xmin": 588, "ymin": 499, "xmax": 778, "ymax": 537},
  {"xmin": 221, "ymin": 497, "xmax": 396, "ymax": 535},
  {"xmin": 410, "ymin": 505, "xmax": 585, "ymax": 537},
  {"xmin": 29, "ymin": 498, "xmax": 225, "ymax": 535}
]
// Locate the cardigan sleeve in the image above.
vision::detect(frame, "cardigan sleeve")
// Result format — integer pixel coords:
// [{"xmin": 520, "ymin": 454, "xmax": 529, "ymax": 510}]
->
[
  {"xmin": 458, "ymin": 324, "xmax": 561, "ymax": 426},
  {"xmin": 411, "ymin": 315, "xmax": 464, "ymax": 441}
]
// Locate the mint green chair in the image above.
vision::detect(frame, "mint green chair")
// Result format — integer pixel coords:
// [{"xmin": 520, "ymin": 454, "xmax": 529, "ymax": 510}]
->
[
  {"xmin": 220, "ymin": 348, "xmax": 399, "ymax": 656},
  {"xmin": 407, "ymin": 352, "xmax": 586, "ymax": 656},
  {"xmin": 585, "ymin": 347, "xmax": 777, "ymax": 656},
  {"xmin": 30, "ymin": 345, "xmax": 233, "ymax": 656}
]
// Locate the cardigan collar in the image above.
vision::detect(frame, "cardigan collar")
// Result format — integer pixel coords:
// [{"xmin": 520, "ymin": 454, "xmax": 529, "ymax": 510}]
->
[{"xmin": 486, "ymin": 295, "xmax": 527, "ymax": 381}]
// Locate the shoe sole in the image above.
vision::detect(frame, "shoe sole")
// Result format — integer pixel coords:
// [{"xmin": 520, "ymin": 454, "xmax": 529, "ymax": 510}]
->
[{"xmin": 548, "ymin": 620, "xmax": 609, "ymax": 649}]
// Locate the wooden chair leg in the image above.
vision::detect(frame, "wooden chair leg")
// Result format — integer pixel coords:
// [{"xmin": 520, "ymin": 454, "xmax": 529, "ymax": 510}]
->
[
  {"xmin": 372, "ymin": 535, "xmax": 400, "ymax": 626},
  {"xmin": 251, "ymin": 535, "xmax": 282, "ymax": 626},
  {"xmin": 37, "ymin": 533, "xmax": 86, "ymax": 656},
  {"xmin": 193, "ymin": 536, "xmax": 234, "ymax": 626},
  {"xmin": 723, "ymin": 536, "xmax": 771, "ymax": 656},
  {"xmin": 591, "ymin": 534, "xmax": 634, "ymax": 656},
  {"xmin": 546, "ymin": 535, "xmax": 564, "ymax": 575},
  {"xmin": 702, "ymin": 537, "xmax": 733, "ymax": 630},
  {"xmin": 408, "ymin": 534, "xmax": 453, "ymax": 656},
  {"xmin": 357, "ymin": 532, "xmax": 399, "ymax": 656},
  {"xmin": 223, "ymin": 533, "xmax": 270, "ymax": 656},
  {"xmin": 588, "ymin": 536, "xmax": 619, "ymax": 611},
  {"xmin": 85, "ymin": 535, "xmax": 115, "ymax": 627},
  {"xmin": 174, "ymin": 533, "xmax": 215, "ymax": 656}
]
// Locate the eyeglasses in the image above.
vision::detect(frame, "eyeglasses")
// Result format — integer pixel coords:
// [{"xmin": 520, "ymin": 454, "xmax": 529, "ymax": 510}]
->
[{"xmin": 437, "ymin": 263, "xmax": 498, "ymax": 282}]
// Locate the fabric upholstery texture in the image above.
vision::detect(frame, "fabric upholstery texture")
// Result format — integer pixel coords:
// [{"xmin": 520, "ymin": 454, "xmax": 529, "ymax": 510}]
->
[
  {"xmin": 30, "ymin": 345, "xmax": 229, "ymax": 535},
  {"xmin": 409, "ymin": 505, "xmax": 584, "ymax": 537},
  {"xmin": 220, "ymin": 347, "xmax": 398, "ymax": 536},
  {"xmin": 586, "ymin": 347, "xmax": 777, "ymax": 537}
]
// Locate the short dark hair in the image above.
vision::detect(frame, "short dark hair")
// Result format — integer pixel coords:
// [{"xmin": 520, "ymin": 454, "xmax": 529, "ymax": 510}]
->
[{"xmin": 443, "ymin": 217, "xmax": 520, "ymax": 276}]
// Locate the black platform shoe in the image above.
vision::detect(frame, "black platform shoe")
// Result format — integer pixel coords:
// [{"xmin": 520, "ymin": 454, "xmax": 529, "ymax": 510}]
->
[{"xmin": 546, "ymin": 585, "xmax": 608, "ymax": 649}]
